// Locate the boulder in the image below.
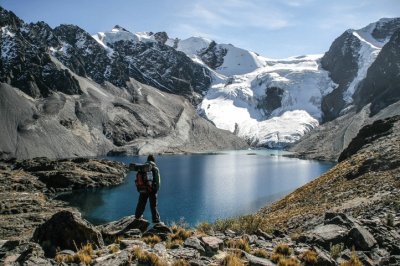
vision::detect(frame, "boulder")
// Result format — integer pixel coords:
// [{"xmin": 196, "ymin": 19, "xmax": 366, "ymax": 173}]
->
[
  {"xmin": 314, "ymin": 246, "xmax": 336, "ymax": 266},
  {"xmin": 200, "ymin": 236, "xmax": 223, "ymax": 255},
  {"xmin": 349, "ymin": 224, "xmax": 377, "ymax": 251},
  {"xmin": 243, "ymin": 251, "xmax": 276, "ymax": 266},
  {"xmin": 324, "ymin": 212, "xmax": 356, "ymax": 228},
  {"xmin": 32, "ymin": 210, "xmax": 104, "ymax": 257},
  {"xmin": 143, "ymin": 223, "xmax": 172, "ymax": 241},
  {"xmin": 184, "ymin": 237, "xmax": 206, "ymax": 255},
  {"xmin": 256, "ymin": 229, "xmax": 273, "ymax": 241},
  {"xmin": 168, "ymin": 247, "xmax": 200, "ymax": 260},
  {"xmin": 94, "ymin": 250, "xmax": 131, "ymax": 266},
  {"xmin": 299, "ymin": 224, "xmax": 348, "ymax": 249}
]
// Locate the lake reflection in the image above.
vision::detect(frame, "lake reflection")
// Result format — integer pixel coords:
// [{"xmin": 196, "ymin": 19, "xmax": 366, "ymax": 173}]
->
[{"xmin": 57, "ymin": 151, "xmax": 334, "ymax": 226}]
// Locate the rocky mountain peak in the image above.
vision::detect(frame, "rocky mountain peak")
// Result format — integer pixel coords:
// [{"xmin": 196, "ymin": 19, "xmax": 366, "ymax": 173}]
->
[
  {"xmin": 370, "ymin": 17, "xmax": 400, "ymax": 41},
  {"xmin": 0, "ymin": 6, "xmax": 23, "ymax": 29},
  {"xmin": 112, "ymin": 24, "xmax": 129, "ymax": 32}
]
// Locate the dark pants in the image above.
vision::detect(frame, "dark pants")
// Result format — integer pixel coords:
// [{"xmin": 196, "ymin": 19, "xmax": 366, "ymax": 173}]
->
[{"xmin": 135, "ymin": 192, "xmax": 160, "ymax": 223}]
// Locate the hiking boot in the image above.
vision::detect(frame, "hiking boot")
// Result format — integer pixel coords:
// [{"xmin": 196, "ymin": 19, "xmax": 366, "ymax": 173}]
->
[{"xmin": 134, "ymin": 215, "xmax": 145, "ymax": 221}]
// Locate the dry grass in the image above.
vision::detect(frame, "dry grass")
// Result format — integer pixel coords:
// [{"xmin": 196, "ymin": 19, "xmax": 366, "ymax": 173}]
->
[
  {"xmin": 196, "ymin": 221, "xmax": 213, "ymax": 234},
  {"xmin": 108, "ymin": 243, "xmax": 120, "ymax": 253},
  {"xmin": 300, "ymin": 250, "xmax": 318, "ymax": 264},
  {"xmin": 213, "ymin": 214, "xmax": 269, "ymax": 234},
  {"xmin": 131, "ymin": 247, "xmax": 167, "ymax": 266},
  {"xmin": 252, "ymin": 249, "xmax": 269, "ymax": 258},
  {"xmin": 225, "ymin": 238, "xmax": 250, "ymax": 253},
  {"xmin": 55, "ymin": 243, "xmax": 94, "ymax": 265},
  {"xmin": 171, "ymin": 259, "xmax": 190, "ymax": 266},
  {"xmin": 165, "ymin": 239, "xmax": 184, "ymax": 249},
  {"xmin": 277, "ymin": 257, "xmax": 301, "ymax": 266},
  {"xmin": 274, "ymin": 244, "xmax": 292, "ymax": 256},
  {"xmin": 220, "ymin": 253, "xmax": 245, "ymax": 266},
  {"xmin": 340, "ymin": 250, "xmax": 363, "ymax": 266},
  {"xmin": 142, "ymin": 234, "xmax": 162, "ymax": 247},
  {"xmin": 270, "ymin": 253, "xmax": 285, "ymax": 264},
  {"xmin": 330, "ymin": 243, "xmax": 344, "ymax": 259},
  {"xmin": 170, "ymin": 225, "xmax": 193, "ymax": 241}
]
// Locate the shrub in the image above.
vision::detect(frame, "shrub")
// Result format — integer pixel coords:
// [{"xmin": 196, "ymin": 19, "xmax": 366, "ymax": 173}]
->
[
  {"xmin": 270, "ymin": 253, "xmax": 285, "ymax": 264},
  {"xmin": 172, "ymin": 259, "xmax": 190, "ymax": 266},
  {"xmin": 220, "ymin": 253, "xmax": 245, "ymax": 266},
  {"xmin": 132, "ymin": 247, "xmax": 167, "ymax": 266},
  {"xmin": 214, "ymin": 214, "xmax": 267, "ymax": 234},
  {"xmin": 252, "ymin": 249, "xmax": 269, "ymax": 258},
  {"xmin": 196, "ymin": 221, "xmax": 213, "ymax": 234},
  {"xmin": 274, "ymin": 244, "xmax": 292, "ymax": 256},
  {"xmin": 278, "ymin": 257, "xmax": 301, "ymax": 266},
  {"xmin": 300, "ymin": 250, "xmax": 318, "ymax": 265},
  {"xmin": 108, "ymin": 243, "xmax": 120, "ymax": 253},
  {"xmin": 55, "ymin": 243, "xmax": 94, "ymax": 265},
  {"xmin": 225, "ymin": 238, "xmax": 250, "ymax": 253},
  {"xmin": 330, "ymin": 243, "xmax": 344, "ymax": 259},
  {"xmin": 170, "ymin": 225, "xmax": 193, "ymax": 241},
  {"xmin": 142, "ymin": 234, "xmax": 162, "ymax": 247},
  {"xmin": 165, "ymin": 239, "xmax": 184, "ymax": 249},
  {"xmin": 340, "ymin": 250, "xmax": 363, "ymax": 266}
]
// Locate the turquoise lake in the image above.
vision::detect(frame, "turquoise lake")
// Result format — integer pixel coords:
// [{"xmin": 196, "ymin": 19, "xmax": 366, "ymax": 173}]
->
[{"xmin": 57, "ymin": 150, "xmax": 334, "ymax": 226}]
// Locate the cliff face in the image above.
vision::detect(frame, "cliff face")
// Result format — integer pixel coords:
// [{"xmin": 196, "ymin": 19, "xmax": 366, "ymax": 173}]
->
[{"xmin": 353, "ymin": 30, "xmax": 400, "ymax": 116}]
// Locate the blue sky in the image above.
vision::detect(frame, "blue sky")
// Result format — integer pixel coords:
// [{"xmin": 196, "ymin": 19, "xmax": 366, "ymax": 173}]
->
[{"xmin": 2, "ymin": 0, "xmax": 400, "ymax": 58}]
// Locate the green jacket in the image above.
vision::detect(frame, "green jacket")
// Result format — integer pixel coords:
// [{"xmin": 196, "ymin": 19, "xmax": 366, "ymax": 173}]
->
[{"xmin": 148, "ymin": 161, "xmax": 161, "ymax": 191}]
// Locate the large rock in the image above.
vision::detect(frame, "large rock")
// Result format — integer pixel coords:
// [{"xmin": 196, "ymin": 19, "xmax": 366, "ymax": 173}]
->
[
  {"xmin": 349, "ymin": 224, "xmax": 377, "ymax": 251},
  {"xmin": 184, "ymin": 237, "xmax": 206, "ymax": 255},
  {"xmin": 143, "ymin": 223, "xmax": 172, "ymax": 241},
  {"xmin": 200, "ymin": 236, "xmax": 223, "ymax": 255},
  {"xmin": 32, "ymin": 210, "xmax": 104, "ymax": 257},
  {"xmin": 299, "ymin": 224, "xmax": 348, "ymax": 249}
]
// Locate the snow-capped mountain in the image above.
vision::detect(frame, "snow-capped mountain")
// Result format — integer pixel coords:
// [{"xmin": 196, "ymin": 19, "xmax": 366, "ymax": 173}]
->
[
  {"xmin": 321, "ymin": 18, "xmax": 400, "ymax": 121},
  {"xmin": 1, "ymin": 4, "xmax": 399, "ymax": 151}
]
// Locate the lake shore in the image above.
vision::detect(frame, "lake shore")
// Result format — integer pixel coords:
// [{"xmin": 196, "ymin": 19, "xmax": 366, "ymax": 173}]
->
[{"xmin": 1, "ymin": 116, "xmax": 399, "ymax": 265}]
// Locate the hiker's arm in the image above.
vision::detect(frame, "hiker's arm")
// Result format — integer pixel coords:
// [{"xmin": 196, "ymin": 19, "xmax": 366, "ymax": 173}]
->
[{"xmin": 153, "ymin": 167, "xmax": 161, "ymax": 191}]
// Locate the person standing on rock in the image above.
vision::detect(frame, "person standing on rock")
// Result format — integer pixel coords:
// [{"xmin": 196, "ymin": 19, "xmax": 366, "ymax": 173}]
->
[{"xmin": 131, "ymin": 154, "xmax": 162, "ymax": 224}]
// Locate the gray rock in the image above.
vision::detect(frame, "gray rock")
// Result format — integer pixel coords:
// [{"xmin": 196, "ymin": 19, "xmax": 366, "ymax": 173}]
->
[
  {"xmin": 243, "ymin": 251, "xmax": 276, "ymax": 266},
  {"xmin": 168, "ymin": 247, "xmax": 200, "ymax": 260},
  {"xmin": 94, "ymin": 250, "xmax": 131, "ymax": 266},
  {"xmin": 300, "ymin": 224, "xmax": 348, "ymax": 249},
  {"xmin": 314, "ymin": 247, "xmax": 336, "ymax": 266},
  {"xmin": 200, "ymin": 236, "xmax": 223, "ymax": 255},
  {"xmin": 184, "ymin": 237, "xmax": 206, "ymax": 255},
  {"xmin": 143, "ymin": 223, "xmax": 172, "ymax": 241},
  {"xmin": 349, "ymin": 224, "xmax": 377, "ymax": 250},
  {"xmin": 256, "ymin": 229, "xmax": 273, "ymax": 241},
  {"xmin": 119, "ymin": 239, "xmax": 147, "ymax": 250},
  {"xmin": 32, "ymin": 210, "xmax": 104, "ymax": 257}
]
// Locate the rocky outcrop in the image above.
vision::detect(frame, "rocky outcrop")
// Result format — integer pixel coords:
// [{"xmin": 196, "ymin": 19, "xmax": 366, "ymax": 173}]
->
[
  {"xmin": 0, "ymin": 158, "xmax": 127, "ymax": 241},
  {"xmin": 289, "ymin": 100, "xmax": 400, "ymax": 161},
  {"xmin": 32, "ymin": 210, "xmax": 104, "ymax": 257},
  {"xmin": 198, "ymin": 40, "xmax": 227, "ymax": 69},
  {"xmin": 320, "ymin": 30, "xmax": 360, "ymax": 121},
  {"xmin": 14, "ymin": 157, "xmax": 127, "ymax": 191},
  {"xmin": 353, "ymin": 29, "xmax": 400, "ymax": 115}
]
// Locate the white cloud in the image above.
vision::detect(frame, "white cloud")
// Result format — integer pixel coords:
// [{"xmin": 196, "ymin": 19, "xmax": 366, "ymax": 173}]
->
[{"xmin": 180, "ymin": 0, "xmax": 293, "ymax": 30}]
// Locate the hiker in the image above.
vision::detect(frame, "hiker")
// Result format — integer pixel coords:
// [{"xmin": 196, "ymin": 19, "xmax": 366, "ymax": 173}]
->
[{"xmin": 131, "ymin": 154, "xmax": 162, "ymax": 224}]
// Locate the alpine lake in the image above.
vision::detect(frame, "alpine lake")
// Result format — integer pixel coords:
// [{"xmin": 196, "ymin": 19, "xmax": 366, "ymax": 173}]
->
[{"xmin": 57, "ymin": 150, "xmax": 334, "ymax": 226}]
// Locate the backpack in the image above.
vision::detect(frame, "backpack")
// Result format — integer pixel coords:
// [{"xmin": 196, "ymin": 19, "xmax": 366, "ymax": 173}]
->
[{"xmin": 135, "ymin": 163, "xmax": 154, "ymax": 193}]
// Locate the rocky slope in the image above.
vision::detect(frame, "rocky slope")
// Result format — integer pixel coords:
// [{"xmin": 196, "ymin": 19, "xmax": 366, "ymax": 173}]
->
[
  {"xmin": 289, "ymin": 101, "xmax": 400, "ymax": 161},
  {"xmin": 0, "ymin": 158, "xmax": 127, "ymax": 241}
]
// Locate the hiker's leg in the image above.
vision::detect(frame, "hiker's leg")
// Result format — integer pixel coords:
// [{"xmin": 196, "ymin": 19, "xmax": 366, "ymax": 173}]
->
[
  {"xmin": 135, "ymin": 193, "xmax": 148, "ymax": 219},
  {"xmin": 149, "ymin": 192, "xmax": 160, "ymax": 223}
]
